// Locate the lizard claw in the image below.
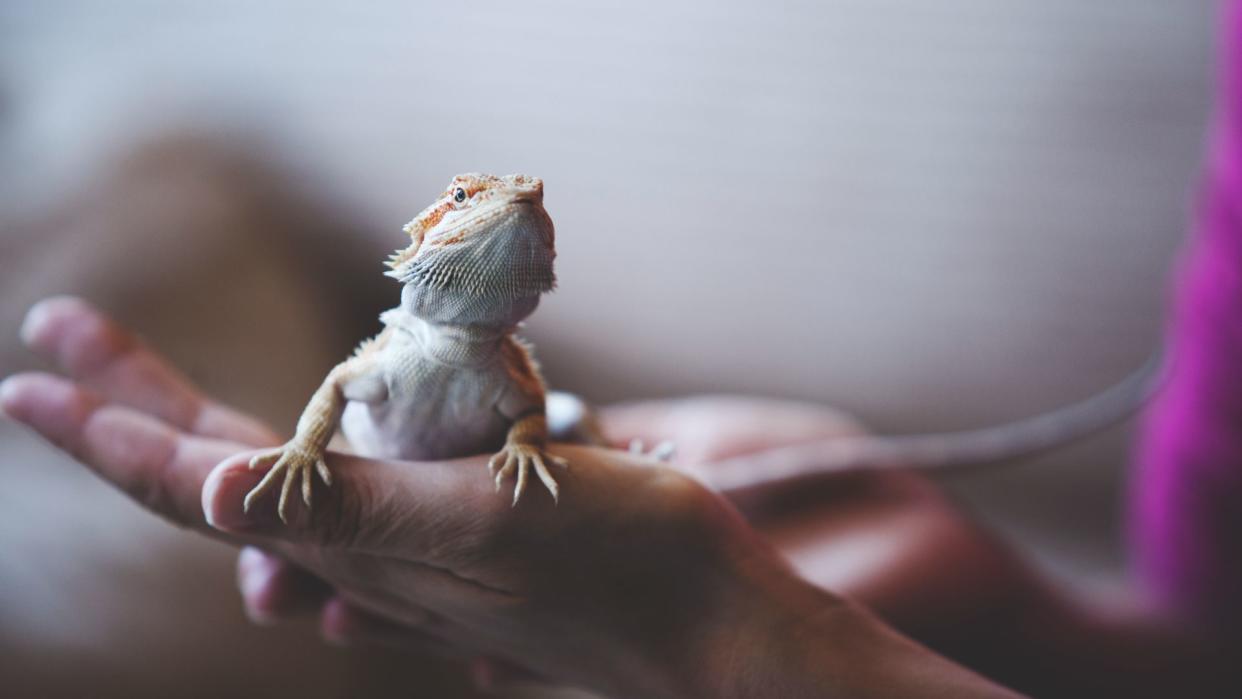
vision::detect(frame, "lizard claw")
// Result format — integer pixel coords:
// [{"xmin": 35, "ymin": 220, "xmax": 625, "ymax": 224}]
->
[
  {"xmin": 494, "ymin": 451, "xmax": 516, "ymax": 492},
  {"xmin": 513, "ymin": 452, "xmax": 529, "ymax": 505},
  {"xmin": 301, "ymin": 463, "xmax": 313, "ymax": 507},
  {"xmin": 489, "ymin": 444, "xmax": 562, "ymax": 505}
]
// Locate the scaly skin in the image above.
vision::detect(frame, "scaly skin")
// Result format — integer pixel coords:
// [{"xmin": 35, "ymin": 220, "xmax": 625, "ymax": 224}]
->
[
  {"xmin": 243, "ymin": 330, "xmax": 391, "ymax": 516},
  {"xmin": 245, "ymin": 174, "xmax": 563, "ymax": 522}
]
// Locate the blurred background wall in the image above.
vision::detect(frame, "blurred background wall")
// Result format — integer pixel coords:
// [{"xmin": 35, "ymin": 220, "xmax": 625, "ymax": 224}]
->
[{"xmin": 0, "ymin": 1, "xmax": 1215, "ymax": 697}]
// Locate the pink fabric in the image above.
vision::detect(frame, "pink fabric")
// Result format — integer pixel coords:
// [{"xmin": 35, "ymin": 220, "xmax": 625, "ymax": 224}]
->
[{"xmin": 1131, "ymin": 0, "xmax": 1242, "ymax": 632}]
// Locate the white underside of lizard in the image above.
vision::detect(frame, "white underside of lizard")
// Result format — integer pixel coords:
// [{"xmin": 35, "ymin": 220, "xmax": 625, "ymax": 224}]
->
[{"xmin": 339, "ymin": 308, "xmax": 539, "ymax": 461}]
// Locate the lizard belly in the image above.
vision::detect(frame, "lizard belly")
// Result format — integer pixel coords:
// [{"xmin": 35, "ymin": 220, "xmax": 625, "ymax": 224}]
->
[{"xmin": 340, "ymin": 353, "xmax": 512, "ymax": 461}]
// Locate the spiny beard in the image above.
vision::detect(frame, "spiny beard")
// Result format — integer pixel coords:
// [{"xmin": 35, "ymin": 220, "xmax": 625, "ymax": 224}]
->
[{"xmin": 386, "ymin": 231, "xmax": 555, "ymax": 300}]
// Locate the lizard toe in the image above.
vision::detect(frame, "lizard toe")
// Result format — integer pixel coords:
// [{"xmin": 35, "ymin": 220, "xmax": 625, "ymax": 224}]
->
[
  {"xmin": 532, "ymin": 454, "xmax": 559, "ymax": 503},
  {"xmin": 494, "ymin": 451, "xmax": 517, "ymax": 492},
  {"xmin": 248, "ymin": 448, "xmax": 282, "ymax": 470},
  {"xmin": 512, "ymin": 453, "xmax": 531, "ymax": 507}
]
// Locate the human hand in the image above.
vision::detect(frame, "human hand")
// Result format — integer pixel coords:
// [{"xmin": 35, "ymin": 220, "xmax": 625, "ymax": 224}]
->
[
  {"xmin": 0, "ymin": 298, "xmax": 845, "ymax": 698},
  {"xmin": 4, "ymin": 297, "xmax": 1019, "ymax": 698}
]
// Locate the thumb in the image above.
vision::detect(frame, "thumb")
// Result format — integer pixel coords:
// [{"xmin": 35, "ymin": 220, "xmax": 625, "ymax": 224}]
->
[{"xmin": 202, "ymin": 449, "xmax": 499, "ymax": 556}]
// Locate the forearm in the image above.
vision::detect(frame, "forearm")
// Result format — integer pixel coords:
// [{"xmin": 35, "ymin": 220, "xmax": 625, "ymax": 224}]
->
[
  {"xmin": 683, "ymin": 555, "xmax": 1022, "ymax": 699},
  {"xmin": 791, "ymin": 610, "xmax": 1021, "ymax": 699}
]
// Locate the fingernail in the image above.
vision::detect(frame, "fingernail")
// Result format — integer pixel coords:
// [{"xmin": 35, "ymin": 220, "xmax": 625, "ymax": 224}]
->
[
  {"xmin": 239, "ymin": 553, "xmax": 273, "ymax": 595},
  {"xmin": 19, "ymin": 301, "xmax": 52, "ymax": 348},
  {"xmin": 238, "ymin": 551, "xmax": 279, "ymax": 626},
  {"xmin": 19, "ymin": 296, "xmax": 83, "ymax": 350},
  {"xmin": 0, "ymin": 377, "xmax": 16, "ymax": 420},
  {"xmin": 319, "ymin": 597, "xmax": 354, "ymax": 646},
  {"xmin": 237, "ymin": 546, "xmax": 267, "ymax": 575},
  {"xmin": 0, "ymin": 375, "xmax": 39, "ymax": 422}
]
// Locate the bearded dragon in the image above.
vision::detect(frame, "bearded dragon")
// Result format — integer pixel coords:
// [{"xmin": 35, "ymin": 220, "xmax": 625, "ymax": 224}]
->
[
  {"xmin": 245, "ymin": 173, "xmax": 566, "ymax": 521},
  {"xmin": 243, "ymin": 172, "xmax": 1159, "ymax": 520}
]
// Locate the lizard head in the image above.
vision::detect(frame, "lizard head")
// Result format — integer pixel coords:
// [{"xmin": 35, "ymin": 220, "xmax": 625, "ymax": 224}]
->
[{"xmin": 387, "ymin": 173, "xmax": 556, "ymax": 327}]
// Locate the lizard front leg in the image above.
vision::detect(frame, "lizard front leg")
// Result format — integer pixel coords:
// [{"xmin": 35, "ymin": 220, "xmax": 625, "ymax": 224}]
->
[
  {"xmin": 244, "ymin": 351, "xmax": 379, "ymax": 522},
  {"xmin": 489, "ymin": 413, "xmax": 568, "ymax": 505}
]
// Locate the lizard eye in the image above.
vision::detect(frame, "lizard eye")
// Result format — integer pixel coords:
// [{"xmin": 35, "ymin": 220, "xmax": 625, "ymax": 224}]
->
[{"xmin": 453, "ymin": 187, "xmax": 468, "ymax": 204}]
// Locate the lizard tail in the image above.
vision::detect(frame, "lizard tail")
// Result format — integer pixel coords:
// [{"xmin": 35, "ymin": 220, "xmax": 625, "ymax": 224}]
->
[{"xmin": 704, "ymin": 352, "xmax": 1166, "ymax": 497}]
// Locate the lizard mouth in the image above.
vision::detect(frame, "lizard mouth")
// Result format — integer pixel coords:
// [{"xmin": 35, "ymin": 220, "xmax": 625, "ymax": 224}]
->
[
  {"xmin": 426, "ymin": 197, "xmax": 538, "ymax": 245},
  {"xmin": 388, "ymin": 198, "xmax": 556, "ymax": 298}
]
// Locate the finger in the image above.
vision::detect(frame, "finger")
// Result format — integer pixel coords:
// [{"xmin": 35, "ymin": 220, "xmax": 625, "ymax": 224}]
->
[
  {"xmin": 600, "ymin": 397, "xmax": 868, "ymax": 467},
  {"xmin": 278, "ymin": 467, "xmax": 297, "ymax": 523},
  {"xmin": 20, "ymin": 296, "xmax": 278, "ymax": 446},
  {"xmin": 204, "ymin": 449, "xmax": 509, "ymax": 558},
  {"xmin": 598, "ymin": 401, "xmax": 683, "ymax": 448},
  {"xmin": 237, "ymin": 547, "xmax": 334, "ymax": 624},
  {"xmin": 1, "ymin": 372, "xmax": 246, "ymax": 529}
]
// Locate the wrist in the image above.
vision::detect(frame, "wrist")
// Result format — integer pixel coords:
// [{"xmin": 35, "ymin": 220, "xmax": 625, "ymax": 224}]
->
[
  {"xmin": 678, "ymin": 557, "xmax": 1020, "ymax": 699},
  {"xmin": 680, "ymin": 563, "xmax": 852, "ymax": 699}
]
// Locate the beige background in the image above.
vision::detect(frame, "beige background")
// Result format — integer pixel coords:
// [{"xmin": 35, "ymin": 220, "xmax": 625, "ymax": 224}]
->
[{"xmin": 0, "ymin": 1, "xmax": 1216, "ymax": 697}]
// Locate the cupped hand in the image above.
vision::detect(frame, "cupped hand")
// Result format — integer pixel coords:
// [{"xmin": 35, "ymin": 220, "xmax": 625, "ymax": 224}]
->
[{"xmin": 1, "ymin": 297, "xmax": 845, "ymax": 699}]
